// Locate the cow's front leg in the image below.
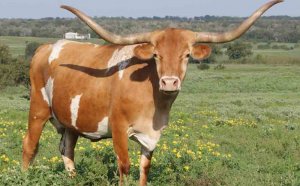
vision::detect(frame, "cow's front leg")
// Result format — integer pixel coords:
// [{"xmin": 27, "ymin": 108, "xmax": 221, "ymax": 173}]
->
[
  {"xmin": 59, "ymin": 129, "xmax": 78, "ymax": 177},
  {"xmin": 111, "ymin": 118, "xmax": 130, "ymax": 184},
  {"xmin": 139, "ymin": 146, "xmax": 153, "ymax": 186}
]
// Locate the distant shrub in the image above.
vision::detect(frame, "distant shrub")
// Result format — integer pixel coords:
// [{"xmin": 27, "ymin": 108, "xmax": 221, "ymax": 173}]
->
[
  {"xmin": 11, "ymin": 57, "xmax": 30, "ymax": 88},
  {"xmin": 214, "ymin": 64, "xmax": 225, "ymax": 70},
  {"xmin": 0, "ymin": 43, "xmax": 30, "ymax": 89},
  {"xmin": 0, "ymin": 57, "xmax": 30, "ymax": 89},
  {"xmin": 271, "ymin": 44, "xmax": 293, "ymax": 50},
  {"xmin": 257, "ymin": 44, "xmax": 271, "ymax": 50},
  {"xmin": 25, "ymin": 42, "xmax": 42, "ymax": 59},
  {"xmin": 197, "ymin": 63, "xmax": 210, "ymax": 70},
  {"xmin": 226, "ymin": 42, "xmax": 253, "ymax": 60},
  {"xmin": 0, "ymin": 43, "xmax": 12, "ymax": 64},
  {"xmin": 254, "ymin": 54, "xmax": 263, "ymax": 63}
]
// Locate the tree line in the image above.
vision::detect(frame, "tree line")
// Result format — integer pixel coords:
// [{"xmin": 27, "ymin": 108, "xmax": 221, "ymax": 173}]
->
[{"xmin": 0, "ymin": 16, "xmax": 299, "ymax": 43}]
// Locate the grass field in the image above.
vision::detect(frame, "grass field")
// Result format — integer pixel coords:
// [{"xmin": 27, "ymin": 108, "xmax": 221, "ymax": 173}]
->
[
  {"xmin": 0, "ymin": 63, "xmax": 300, "ymax": 185},
  {"xmin": 0, "ymin": 36, "xmax": 102, "ymax": 57}
]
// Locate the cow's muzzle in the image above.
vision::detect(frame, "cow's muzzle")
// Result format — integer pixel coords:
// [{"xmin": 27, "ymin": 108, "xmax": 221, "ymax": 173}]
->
[{"xmin": 159, "ymin": 76, "xmax": 181, "ymax": 93}]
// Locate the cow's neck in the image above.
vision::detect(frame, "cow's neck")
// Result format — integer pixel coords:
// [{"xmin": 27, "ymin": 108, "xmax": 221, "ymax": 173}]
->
[{"xmin": 152, "ymin": 90, "xmax": 178, "ymax": 130}]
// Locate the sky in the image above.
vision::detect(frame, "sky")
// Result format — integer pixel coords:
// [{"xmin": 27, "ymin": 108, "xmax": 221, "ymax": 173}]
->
[{"xmin": 0, "ymin": 0, "xmax": 299, "ymax": 19}]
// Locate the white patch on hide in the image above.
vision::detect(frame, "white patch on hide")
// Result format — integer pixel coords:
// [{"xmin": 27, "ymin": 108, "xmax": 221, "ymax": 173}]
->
[
  {"xmin": 40, "ymin": 87, "xmax": 49, "ymax": 106},
  {"xmin": 107, "ymin": 45, "xmax": 136, "ymax": 79},
  {"xmin": 42, "ymin": 77, "xmax": 54, "ymax": 107},
  {"xmin": 48, "ymin": 40, "xmax": 70, "ymax": 64},
  {"xmin": 70, "ymin": 94, "xmax": 82, "ymax": 129},
  {"xmin": 82, "ymin": 117, "xmax": 111, "ymax": 139}
]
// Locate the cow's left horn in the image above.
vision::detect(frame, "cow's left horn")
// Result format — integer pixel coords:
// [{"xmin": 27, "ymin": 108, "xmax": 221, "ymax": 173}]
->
[
  {"xmin": 61, "ymin": 5, "xmax": 153, "ymax": 45},
  {"xmin": 193, "ymin": 0, "xmax": 283, "ymax": 43}
]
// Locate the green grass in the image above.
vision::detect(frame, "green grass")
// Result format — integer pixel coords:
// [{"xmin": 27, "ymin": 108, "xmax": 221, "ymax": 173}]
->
[
  {"xmin": 0, "ymin": 36, "xmax": 103, "ymax": 57},
  {"xmin": 0, "ymin": 64, "xmax": 300, "ymax": 185}
]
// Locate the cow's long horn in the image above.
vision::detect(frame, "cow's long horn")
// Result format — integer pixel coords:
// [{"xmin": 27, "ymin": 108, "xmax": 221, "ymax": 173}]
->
[
  {"xmin": 61, "ymin": 5, "xmax": 153, "ymax": 45},
  {"xmin": 194, "ymin": 0, "xmax": 283, "ymax": 43}
]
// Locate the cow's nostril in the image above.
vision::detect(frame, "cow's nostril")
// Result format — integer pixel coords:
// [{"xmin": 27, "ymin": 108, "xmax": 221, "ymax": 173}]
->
[
  {"xmin": 173, "ymin": 79, "xmax": 178, "ymax": 87},
  {"xmin": 162, "ymin": 79, "xmax": 166, "ymax": 86}
]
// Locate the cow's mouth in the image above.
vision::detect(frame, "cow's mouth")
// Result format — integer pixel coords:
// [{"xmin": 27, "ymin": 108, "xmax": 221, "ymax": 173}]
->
[{"xmin": 160, "ymin": 90, "xmax": 179, "ymax": 96}]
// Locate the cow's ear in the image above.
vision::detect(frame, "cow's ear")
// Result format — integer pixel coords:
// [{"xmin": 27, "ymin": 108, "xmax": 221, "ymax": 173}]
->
[
  {"xmin": 134, "ymin": 44, "xmax": 154, "ymax": 60},
  {"xmin": 191, "ymin": 44, "xmax": 212, "ymax": 60}
]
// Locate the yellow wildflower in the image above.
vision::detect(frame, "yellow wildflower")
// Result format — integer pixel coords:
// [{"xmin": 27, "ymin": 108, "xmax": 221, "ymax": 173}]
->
[
  {"xmin": 1, "ymin": 154, "xmax": 9, "ymax": 162},
  {"xmin": 78, "ymin": 146, "xmax": 85, "ymax": 151},
  {"xmin": 184, "ymin": 166, "xmax": 190, "ymax": 171},
  {"xmin": 49, "ymin": 156, "xmax": 60, "ymax": 163},
  {"xmin": 176, "ymin": 152, "xmax": 182, "ymax": 158},
  {"xmin": 202, "ymin": 125, "xmax": 208, "ymax": 129}
]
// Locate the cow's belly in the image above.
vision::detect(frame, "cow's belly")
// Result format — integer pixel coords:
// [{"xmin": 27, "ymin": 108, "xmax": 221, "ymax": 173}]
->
[
  {"xmin": 50, "ymin": 115, "xmax": 112, "ymax": 141},
  {"xmin": 49, "ymin": 91, "xmax": 167, "ymax": 150},
  {"xmin": 46, "ymin": 74, "xmax": 112, "ymax": 140},
  {"xmin": 80, "ymin": 116, "xmax": 112, "ymax": 140}
]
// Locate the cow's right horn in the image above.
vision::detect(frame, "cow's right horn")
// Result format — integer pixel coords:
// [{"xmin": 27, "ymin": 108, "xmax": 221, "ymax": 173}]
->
[{"xmin": 193, "ymin": 0, "xmax": 283, "ymax": 43}]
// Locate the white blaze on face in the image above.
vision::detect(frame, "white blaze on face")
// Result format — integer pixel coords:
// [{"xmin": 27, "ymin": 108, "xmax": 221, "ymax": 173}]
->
[
  {"xmin": 107, "ymin": 45, "xmax": 136, "ymax": 79},
  {"xmin": 82, "ymin": 116, "xmax": 111, "ymax": 139},
  {"xmin": 70, "ymin": 94, "xmax": 82, "ymax": 129},
  {"xmin": 41, "ymin": 77, "xmax": 54, "ymax": 106},
  {"xmin": 48, "ymin": 40, "xmax": 70, "ymax": 64}
]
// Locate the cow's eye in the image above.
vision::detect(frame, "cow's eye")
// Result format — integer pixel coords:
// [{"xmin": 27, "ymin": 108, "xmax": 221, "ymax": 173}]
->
[
  {"xmin": 186, "ymin": 54, "xmax": 190, "ymax": 58},
  {"xmin": 153, "ymin": 53, "xmax": 158, "ymax": 58}
]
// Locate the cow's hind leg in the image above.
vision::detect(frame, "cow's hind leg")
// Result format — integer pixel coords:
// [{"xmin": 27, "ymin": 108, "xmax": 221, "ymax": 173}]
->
[
  {"xmin": 22, "ymin": 95, "xmax": 51, "ymax": 170},
  {"xmin": 59, "ymin": 129, "xmax": 78, "ymax": 176}
]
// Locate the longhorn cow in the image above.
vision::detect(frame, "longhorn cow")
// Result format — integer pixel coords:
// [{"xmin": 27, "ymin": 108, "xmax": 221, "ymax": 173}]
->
[{"xmin": 22, "ymin": 1, "xmax": 282, "ymax": 185}]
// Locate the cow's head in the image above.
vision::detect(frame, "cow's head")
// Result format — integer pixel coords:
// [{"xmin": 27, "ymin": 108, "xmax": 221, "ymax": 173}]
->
[
  {"xmin": 133, "ymin": 29, "xmax": 211, "ymax": 93},
  {"xmin": 61, "ymin": 0, "xmax": 282, "ymax": 93}
]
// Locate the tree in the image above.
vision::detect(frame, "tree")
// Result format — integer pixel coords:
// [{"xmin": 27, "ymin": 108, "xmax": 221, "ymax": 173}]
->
[
  {"xmin": 11, "ymin": 57, "xmax": 30, "ymax": 88},
  {"xmin": 0, "ymin": 43, "xmax": 30, "ymax": 88},
  {"xmin": 0, "ymin": 43, "xmax": 12, "ymax": 64},
  {"xmin": 225, "ymin": 42, "xmax": 253, "ymax": 60},
  {"xmin": 25, "ymin": 42, "xmax": 41, "ymax": 59}
]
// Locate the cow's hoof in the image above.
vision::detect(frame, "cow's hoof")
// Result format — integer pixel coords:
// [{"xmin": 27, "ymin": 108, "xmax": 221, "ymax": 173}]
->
[{"xmin": 68, "ymin": 170, "xmax": 77, "ymax": 178}]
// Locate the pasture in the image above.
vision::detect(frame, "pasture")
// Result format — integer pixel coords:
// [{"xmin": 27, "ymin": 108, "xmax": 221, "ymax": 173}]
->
[
  {"xmin": 0, "ymin": 36, "xmax": 102, "ymax": 57},
  {"xmin": 0, "ymin": 60, "xmax": 299, "ymax": 185}
]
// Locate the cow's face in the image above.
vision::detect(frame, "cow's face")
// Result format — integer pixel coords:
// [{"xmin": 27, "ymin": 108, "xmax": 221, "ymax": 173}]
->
[{"xmin": 134, "ymin": 29, "xmax": 211, "ymax": 94}]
